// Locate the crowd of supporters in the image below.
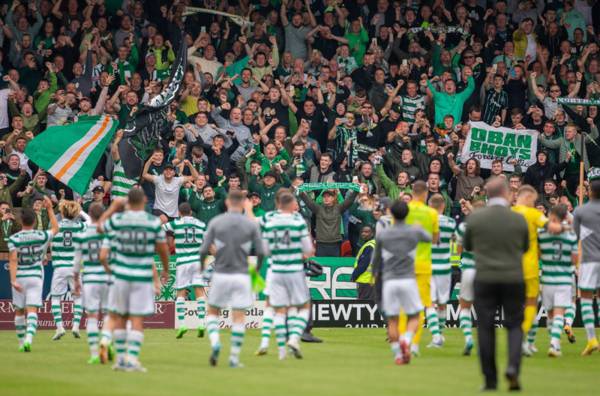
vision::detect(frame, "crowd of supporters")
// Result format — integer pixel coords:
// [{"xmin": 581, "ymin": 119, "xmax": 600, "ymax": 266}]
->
[{"xmin": 0, "ymin": 0, "xmax": 599, "ymax": 256}]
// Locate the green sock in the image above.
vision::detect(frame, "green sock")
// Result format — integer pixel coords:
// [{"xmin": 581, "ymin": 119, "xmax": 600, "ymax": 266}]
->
[
  {"xmin": 72, "ymin": 296, "xmax": 82, "ymax": 327},
  {"xmin": 527, "ymin": 320, "xmax": 538, "ymax": 345},
  {"xmin": 51, "ymin": 297, "xmax": 63, "ymax": 329},
  {"xmin": 438, "ymin": 308, "xmax": 447, "ymax": 331},
  {"xmin": 550, "ymin": 315, "xmax": 563, "ymax": 349},
  {"xmin": 176, "ymin": 297, "xmax": 185, "ymax": 327},
  {"xmin": 196, "ymin": 298, "xmax": 206, "ymax": 328},
  {"xmin": 564, "ymin": 304, "xmax": 576, "ymax": 327},
  {"xmin": 426, "ymin": 307, "xmax": 441, "ymax": 337}
]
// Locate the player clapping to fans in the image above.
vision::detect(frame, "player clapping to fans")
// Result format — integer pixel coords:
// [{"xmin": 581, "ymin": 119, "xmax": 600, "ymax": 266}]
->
[{"xmin": 9, "ymin": 197, "xmax": 59, "ymax": 352}]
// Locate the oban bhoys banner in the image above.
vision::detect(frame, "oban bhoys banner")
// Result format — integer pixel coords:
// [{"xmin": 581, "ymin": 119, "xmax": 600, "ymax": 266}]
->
[{"xmin": 460, "ymin": 122, "xmax": 538, "ymax": 171}]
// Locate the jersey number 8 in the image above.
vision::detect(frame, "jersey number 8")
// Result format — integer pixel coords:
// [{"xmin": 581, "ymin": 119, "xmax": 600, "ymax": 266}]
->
[{"xmin": 63, "ymin": 231, "xmax": 73, "ymax": 247}]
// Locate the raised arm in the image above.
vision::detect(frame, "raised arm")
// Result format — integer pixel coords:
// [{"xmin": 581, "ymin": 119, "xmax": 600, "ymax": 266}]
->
[
  {"xmin": 141, "ymin": 157, "xmax": 156, "ymax": 182},
  {"xmin": 380, "ymin": 80, "xmax": 403, "ymax": 117},
  {"xmin": 299, "ymin": 191, "xmax": 319, "ymax": 212},
  {"xmin": 280, "ymin": 0, "xmax": 289, "ymax": 26},
  {"xmin": 446, "ymin": 152, "xmax": 462, "ymax": 176},
  {"xmin": 528, "ymin": 71, "xmax": 545, "ymax": 102},
  {"xmin": 280, "ymin": 83, "xmax": 298, "ymax": 113},
  {"xmin": 183, "ymin": 159, "xmax": 200, "ymax": 183},
  {"xmin": 339, "ymin": 190, "xmax": 359, "ymax": 212},
  {"xmin": 328, "ymin": 120, "xmax": 340, "ymax": 141},
  {"xmin": 566, "ymin": 72, "xmax": 583, "ymax": 98},
  {"xmin": 44, "ymin": 196, "xmax": 59, "ymax": 235},
  {"xmin": 111, "ymin": 129, "xmax": 123, "ymax": 161},
  {"xmin": 376, "ymin": 163, "xmax": 394, "ymax": 195},
  {"xmin": 305, "ymin": 0, "xmax": 317, "ymax": 28}
]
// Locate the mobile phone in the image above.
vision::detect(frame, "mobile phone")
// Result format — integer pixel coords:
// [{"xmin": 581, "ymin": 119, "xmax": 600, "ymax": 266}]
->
[{"xmin": 339, "ymin": 117, "xmax": 348, "ymax": 123}]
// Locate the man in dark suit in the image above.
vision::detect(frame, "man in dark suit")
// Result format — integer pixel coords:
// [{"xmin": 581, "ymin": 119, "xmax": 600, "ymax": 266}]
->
[{"xmin": 463, "ymin": 178, "xmax": 529, "ymax": 391}]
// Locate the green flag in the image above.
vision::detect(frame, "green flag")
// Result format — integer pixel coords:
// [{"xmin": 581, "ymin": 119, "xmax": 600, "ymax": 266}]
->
[{"xmin": 25, "ymin": 115, "xmax": 118, "ymax": 195}]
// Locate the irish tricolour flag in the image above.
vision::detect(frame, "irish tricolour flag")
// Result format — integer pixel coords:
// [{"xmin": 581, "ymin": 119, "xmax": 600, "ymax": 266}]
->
[{"xmin": 25, "ymin": 115, "xmax": 118, "ymax": 195}]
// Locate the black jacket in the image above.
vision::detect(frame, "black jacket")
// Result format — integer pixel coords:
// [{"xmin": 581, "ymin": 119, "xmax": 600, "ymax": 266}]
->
[{"xmin": 523, "ymin": 161, "xmax": 561, "ymax": 192}]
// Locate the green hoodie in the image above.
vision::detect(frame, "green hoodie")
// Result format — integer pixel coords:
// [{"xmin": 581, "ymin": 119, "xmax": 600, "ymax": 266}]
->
[
  {"xmin": 376, "ymin": 164, "xmax": 412, "ymax": 200},
  {"xmin": 427, "ymin": 76, "xmax": 475, "ymax": 126},
  {"xmin": 33, "ymin": 72, "xmax": 58, "ymax": 115}
]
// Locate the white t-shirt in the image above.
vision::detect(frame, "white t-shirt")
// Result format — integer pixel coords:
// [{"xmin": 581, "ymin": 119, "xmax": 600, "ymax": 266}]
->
[
  {"xmin": 525, "ymin": 34, "xmax": 537, "ymax": 62},
  {"xmin": 153, "ymin": 175, "xmax": 184, "ymax": 217},
  {"xmin": 0, "ymin": 89, "xmax": 10, "ymax": 129}
]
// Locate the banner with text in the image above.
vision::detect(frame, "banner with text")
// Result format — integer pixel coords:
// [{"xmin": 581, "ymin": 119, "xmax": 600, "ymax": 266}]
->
[
  {"xmin": 460, "ymin": 122, "xmax": 538, "ymax": 171},
  {"xmin": 0, "ymin": 300, "xmax": 174, "ymax": 330}
]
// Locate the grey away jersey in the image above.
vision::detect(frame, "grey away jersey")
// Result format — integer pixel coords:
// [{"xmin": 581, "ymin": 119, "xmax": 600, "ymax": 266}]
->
[
  {"xmin": 573, "ymin": 200, "xmax": 600, "ymax": 263},
  {"xmin": 371, "ymin": 222, "xmax": 432, "ymax": 281},
  {"xmin": 200, "ymin": 212, "xmax": 265, "ymax": 274}
]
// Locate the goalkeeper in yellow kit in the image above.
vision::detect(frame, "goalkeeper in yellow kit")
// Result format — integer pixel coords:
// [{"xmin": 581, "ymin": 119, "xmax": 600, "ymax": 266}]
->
[
  {"xmin": 512, "ymin": 185, "xmax": 563, "ymax": 355},
  {"xmin": 402, "ymin": 181, "xmax": 439, "ymax": 356}
]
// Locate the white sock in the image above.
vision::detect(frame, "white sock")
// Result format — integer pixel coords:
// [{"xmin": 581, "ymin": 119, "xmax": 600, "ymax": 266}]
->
[
  {"xmin": 230, "ymin": 323, "xmax": 246, "ymax": 362},
  {"xmin": 26, "ymin": 313, "xmax": 37, "ymax": 344},
  {"xmin": 100, "ymin": 314, "xmax": 112, "ymax": 345},
  {"xmin": 426, "ymin": 306, "xmax": 441, "ymax": 341},
  {"xmin": 51, "ymin": 296, "xmax": 63, "ymax": 330},
  {"xmin": 550, "ymin": 315, "xmax": 563, "ymax": 350},
  {"xmin": 390, "ymin": 341, "xmax": 401, "ymax": 358},
  {"xmin": 274, "ymin": 313, "xmax": 287, "ymax": 354},
  {"xmin": 175, "ymin": 297, "xmax": 186, "ymax": 328},
  {"xmin": 206, "ymin": 314, "xmax": 220, "ymax": 348},
  {"xmin": 581, "ymin": 298, "xmax": 597, "ymax": 340},
  {"xmin": 289, "ymin": 308, "xmax": 310, "ymax": 343},
  {"xmin": 402, "ymin": 331, "xmax": 414, "ymax": 346},
  {"xmin": 72, "ymin": 295, "xmax": 82, "ymax": 329},
  {"xmin": 15, "ymin": 315, "xmax": 26, "ymax": 346},
  {"xmin": 126, "ymin": 330, "xmax": 144, "ymax": 364},
  {"xmin": 113, "ymin": 329, "xmax": 127, "ymax": 364},
  {"xmin": 87, "ymin": 317, "xmax": 99, "ymax": 357},
  {"xmin": 260, "ymin": 307, "xmax": 274, "ymax": 349}
]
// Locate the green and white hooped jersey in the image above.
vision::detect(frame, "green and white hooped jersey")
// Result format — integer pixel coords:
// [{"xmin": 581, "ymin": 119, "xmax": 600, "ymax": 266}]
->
[
  {"xmin": 103, "ymin": 210, "xmax": 166, "ymax": 283},
  {"xmin": 51, "ymin": 219, "xmax": 86, "ymax": 270},
  {"xmin": 260, "ymin": 211, "xmax": 311, "ymax": 273},
  {"xmin": 538, "ymin": 229, "xmax": 577, "ymax": 286},
  {"xmin": 101, "ymin": 233, "xmax": 117, "ymax": 279},
  {"xmin": 111, "ymin": 159, "xmax": 137, "ymax": 199},
  {"xmin": 432, "ymin": 214, "xmax": 456, "ymax": 275},
  {"xmin": 455, "ymin": 222, "xmax": 475, "ymax": 270},
  {"xmin": 162, "ymin": 216, "xmax": 206, "ymax": 267},
  {"xmin": 8, "ymin": 230, "xmax": 54, "ymax": 279},
  {"xmin": 74, "ymin": 225, "xmax": 110, "ymax": 284}
]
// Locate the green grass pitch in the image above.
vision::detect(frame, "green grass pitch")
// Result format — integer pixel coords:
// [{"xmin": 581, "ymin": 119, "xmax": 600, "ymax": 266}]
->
[{"xmin": 0, "ymin": 328, "xmax": 597, "ymax": 396}]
